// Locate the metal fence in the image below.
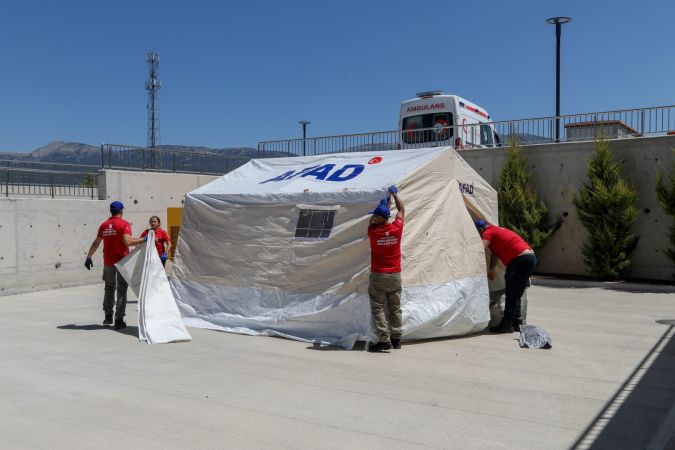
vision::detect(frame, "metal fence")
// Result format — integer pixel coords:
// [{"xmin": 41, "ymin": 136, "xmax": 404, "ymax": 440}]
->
[
  {"xmin": 1, "ymin": 168, "xmax": 99, "ymax": 199},
  {"xmin": 0, "ymin": 159, "xmax": 100, "ymax": 173},
  {"xmin": 258, "ymin": 105, "xmax": 675, "ymax": 156},
  {"xmin": 100, "ymin": 144, "xmax": 252, "ymax": 175}
]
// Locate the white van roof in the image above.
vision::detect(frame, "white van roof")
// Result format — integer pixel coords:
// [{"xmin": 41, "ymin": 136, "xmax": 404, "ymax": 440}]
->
[{"xmin": 400, "ymin": 92, "xmax": 491, "ymax": 120}]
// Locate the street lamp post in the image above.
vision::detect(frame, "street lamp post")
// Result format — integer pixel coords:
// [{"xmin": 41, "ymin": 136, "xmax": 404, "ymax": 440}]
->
[
  {"xmin": 299, "ymin": 120, "xmax": 311, "ymax": 156},
  {"xmin": 546, "ymin": 16, "xmax": 572, "ymax": 142}
]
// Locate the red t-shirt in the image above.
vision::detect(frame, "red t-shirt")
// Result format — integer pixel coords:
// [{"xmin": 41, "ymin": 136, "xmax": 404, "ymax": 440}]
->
[
  {"xmin": 482, "ymin": 225, "xmax": 531, "ymax": 266},
  {"xmin": 97, "ymin": 216, "xmax": 132, "ymax": 266},
  {"xmin": 368, "ymin": 217, "xmax": 404, "ymax": 273},
  {"xmin": 140, "ymin": 227, "xmax": 171, "ymax": 256}
]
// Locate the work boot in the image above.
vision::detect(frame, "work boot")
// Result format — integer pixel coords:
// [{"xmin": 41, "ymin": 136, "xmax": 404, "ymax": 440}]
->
[
  {"xmin": 390, "ymin": 338, "xmax": 401, "ymax": 349},
  {"xmin": 489, "ymin": 321, "xmax": 514, "ymax": 334},
  {"xmin": 114, "ymin": 320, "xmax": 126, "ymax": 330},
  {"xmin": 103, "ymin": 313, "xmax": 113, "ymax": 326},
  {"xmin": 368, "ymin": 341, "xmax": 392, "ymax": 352}
]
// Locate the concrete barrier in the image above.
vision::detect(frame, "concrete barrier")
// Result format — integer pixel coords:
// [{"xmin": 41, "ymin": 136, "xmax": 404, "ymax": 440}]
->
[
  {"xmin": 461, "ymin": 135, "xmax": 675, "ymax": 281},
  {"xmin": 0, "ymin": 170, "xmax": 218, "ymax": 296},
  {"xmin": 98, "ymin": 169, "xmax": 218, "ymax": 233}
]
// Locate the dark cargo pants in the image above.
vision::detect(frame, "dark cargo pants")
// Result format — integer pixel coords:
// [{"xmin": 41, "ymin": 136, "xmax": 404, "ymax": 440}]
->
[
  {"xmin": 504, "ymin": 254, "xmax": 537, "ymax": 323},
  {"xmin": 368, "ymin": 272, "xmax": 402, "ymax": 342},
  {"xmin": 103, "ymin": 265, "xmax": 128, "ymax": 321}
]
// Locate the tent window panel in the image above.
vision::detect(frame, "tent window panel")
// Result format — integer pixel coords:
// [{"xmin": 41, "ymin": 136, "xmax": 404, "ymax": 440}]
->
[{"xmin": 295, "ymin": 209, "xmax": 336, "ymax": 240}]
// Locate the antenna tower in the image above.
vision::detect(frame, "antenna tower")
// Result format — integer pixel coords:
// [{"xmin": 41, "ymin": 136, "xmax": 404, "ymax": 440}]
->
[{"xmin": 145, "ymin": 52, "xmax": 161, "ymax": 148}]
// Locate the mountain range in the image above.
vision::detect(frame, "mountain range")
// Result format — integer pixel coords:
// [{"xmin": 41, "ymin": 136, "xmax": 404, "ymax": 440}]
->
[
  {"xmin": 0, "ymin": 141, "xmax": 262, "ymax": 167},
  {"xmin": 0, "ymin": 134, "xmax": 552, "ymax": 173}
]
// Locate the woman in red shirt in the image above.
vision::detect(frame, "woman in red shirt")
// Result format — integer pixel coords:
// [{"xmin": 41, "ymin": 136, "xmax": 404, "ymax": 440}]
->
[{"xmin": 140, "ymin": 216, "xmax": 172, "ymax": 267}]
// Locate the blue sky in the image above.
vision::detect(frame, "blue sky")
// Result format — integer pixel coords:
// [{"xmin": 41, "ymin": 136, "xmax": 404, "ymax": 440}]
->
[{"xmin": 1, "ymin": 0, "xmax": 673, "ymax": 152}]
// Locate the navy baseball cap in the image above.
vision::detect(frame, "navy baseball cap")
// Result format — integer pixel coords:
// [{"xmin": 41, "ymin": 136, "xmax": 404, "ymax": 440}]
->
[
  {"xmin": 369, "ymin": 199, "xmax": 390, "ymax": 218},
  {"xmin": 474, "ymin": 219, "xmax": 487, "ymax": 229},
  {"xmin": 110, "ymin": 201, "xmax": 124, "ymax": 213}
]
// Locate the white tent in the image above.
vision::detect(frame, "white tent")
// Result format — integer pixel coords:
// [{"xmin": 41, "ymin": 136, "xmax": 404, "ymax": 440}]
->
[
  {"xmin": 116, "ymin": 230, "xmax": 192, "ymax": 344},
  {"xmin": 170, "ymin": 147, "xmax": 498, "ymax": 348}
]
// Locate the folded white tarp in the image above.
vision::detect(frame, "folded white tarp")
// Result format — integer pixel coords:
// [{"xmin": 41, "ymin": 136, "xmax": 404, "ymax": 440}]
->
[
  {"xmin": 116, "ymin": 230, "xmax": 191, "ymax": 344},
  {"xmin": 171, "ymin": 147, "xmax": 496, "ymax": 348}
]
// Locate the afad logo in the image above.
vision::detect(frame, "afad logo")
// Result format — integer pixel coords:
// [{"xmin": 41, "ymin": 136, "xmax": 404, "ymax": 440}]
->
[{"xmin": 260, "ymin": 157, "xmax": 382, "ymax": 184}]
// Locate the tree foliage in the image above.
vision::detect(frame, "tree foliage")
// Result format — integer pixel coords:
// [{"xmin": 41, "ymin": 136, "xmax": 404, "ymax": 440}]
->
[
  {"xmin": 573, "ymin": 136, "xmax": 638, "ymax": 280},
  {"xmin": 80, "ymin": 174, "xmax": 96, "ymax": 188},
  {"xmin": 497, "ymin": 137, "xmax": 561, "ymax": 250},
  {"xmin": 655, "ymin": 150, "xmax": 675, "ymax": 274}
]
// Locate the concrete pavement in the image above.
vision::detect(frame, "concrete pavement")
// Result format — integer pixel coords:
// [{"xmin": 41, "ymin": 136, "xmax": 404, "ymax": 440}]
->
[{"xmin": 0, "ymin": 284, "xmax": 673, "ymax": 449}]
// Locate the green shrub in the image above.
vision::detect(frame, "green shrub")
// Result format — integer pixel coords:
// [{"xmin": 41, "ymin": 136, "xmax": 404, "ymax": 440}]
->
[
  {"xmin": 80, "ymin": 174, "xmax": 96, "ymax": 188},
  {"xmin": 497, "ymin": 137, "xmax": 561, "ymax": 249},
  {"xmin": 573, "ymin": 136, "xmax": 638, "ymax": 280},
  {"xmin": 655, "ymin": 150, "xmax": 675, "ymax": 275}
]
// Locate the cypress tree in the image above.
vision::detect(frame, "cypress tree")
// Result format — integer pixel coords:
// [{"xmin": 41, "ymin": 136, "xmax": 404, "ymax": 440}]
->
[
  {"xmin": 497, "ymin": 137, "xmax": 561, "ymax": 249},
  {"xmin": 655, "ymin": 151, "xmax": 675, "ymax": 275},
  {"xmin": 573, "ymin": 136, "xmax": 639, "ymax": 280}
]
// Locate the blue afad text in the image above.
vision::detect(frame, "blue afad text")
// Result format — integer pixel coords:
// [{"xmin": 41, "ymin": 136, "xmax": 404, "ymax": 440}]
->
[
  {"xmin": 458, "ymin": 181, "xmax": 474, "ymax": 194},
  {"xmin": 260, "ymin": 164, "xmax": 365, "ymax": 184}
]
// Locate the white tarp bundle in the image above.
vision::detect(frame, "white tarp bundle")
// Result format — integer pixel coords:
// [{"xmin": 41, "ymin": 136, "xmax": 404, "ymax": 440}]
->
[
  {"xmin": 171, "ymin": 146, "xmax": 498, "ymax": 348},
  {"xmin": 116, "ymin": 230, "xmax": 191, "ymax": 344}
]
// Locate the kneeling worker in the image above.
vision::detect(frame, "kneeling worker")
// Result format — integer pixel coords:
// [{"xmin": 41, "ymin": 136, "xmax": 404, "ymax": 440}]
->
[
  {"xmin": 367, "ymin": 185, "xmax": 404, "ymax": 352},
  {"xmin": 84, "ymin": 201, "xmax": 146, "ymax": 329},
  {"xmin": 475, "ymin": 220, "xmax": 537, "ymax": 333}
]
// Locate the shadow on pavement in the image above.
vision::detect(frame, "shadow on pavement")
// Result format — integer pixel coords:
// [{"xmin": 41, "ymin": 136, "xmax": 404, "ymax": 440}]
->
[
  {"xmin": 571, "ymin": 323, "xmax": 675, "ymax": 449},
  {"xmin": 57, "ymin": 324, "xmax": 139, "ymax": 338},
  {"xmin": 306, "ymin": 341, "xmax": 367, "ymax": 351},
  {"xmin": 402, "ymin": 331, "xmax": 497, "ymax": 346},
  {"xmin": 306, "ymin": 344, "xmax": 346, "ymax": 351},
  {"xmin": 305, "ymin": 333, "xmax": 519, "ymax": 352}
]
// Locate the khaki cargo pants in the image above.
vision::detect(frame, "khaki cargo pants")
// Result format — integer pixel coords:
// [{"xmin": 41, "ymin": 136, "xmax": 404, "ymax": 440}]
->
[{"xmin": 368, "ymin": 272, "xmax": 402, "ymax": 342}]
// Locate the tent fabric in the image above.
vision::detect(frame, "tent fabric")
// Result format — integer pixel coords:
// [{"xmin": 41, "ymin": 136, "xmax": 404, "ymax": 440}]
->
[
  {"xmin": 171, "ymin": 147, "xmax": 497, "ymax": 348},
  {"xmin": 116, "ymin": 230, "xmax": 192, "ymax": 345}
]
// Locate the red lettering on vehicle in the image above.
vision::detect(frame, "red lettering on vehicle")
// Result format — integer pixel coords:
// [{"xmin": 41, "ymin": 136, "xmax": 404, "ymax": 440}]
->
[
  {"xmin": 406, "ymin": 103, "xmax": 445, "ymax": 113},
  {"xmin": 368, "ymin": 157, "xmax": 382, "ymax": 164}
]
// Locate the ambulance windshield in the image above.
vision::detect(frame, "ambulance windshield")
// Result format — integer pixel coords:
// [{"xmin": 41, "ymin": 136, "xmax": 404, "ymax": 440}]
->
[{"xmin": 402, "ymin": 113, "xmax": 454, "ymax": 144}]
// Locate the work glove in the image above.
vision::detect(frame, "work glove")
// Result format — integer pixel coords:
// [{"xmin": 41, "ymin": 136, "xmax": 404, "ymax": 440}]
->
[
  {"xmin": 160, "ymin": 252, "xmax": 168, "ymax": 262},
  {"xmin": 388, "ymin": 185, "xmax": 398, "ymax": 194},
  {"xmin": 84, "ymin": 257, "xmax": 93, "ymax": 270}
]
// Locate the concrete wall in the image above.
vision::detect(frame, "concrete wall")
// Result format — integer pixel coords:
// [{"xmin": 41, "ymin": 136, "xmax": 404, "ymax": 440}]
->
[
  {"xmin": 461, "ymin": 135, "xmax": 675, "ymax": 280},
  {"xmin": 99, "ymin": 170, "xmax": 218, "ymax": 235},
  {"xmin": 0, "ymin": 170, "xmax": 218, "ymax": 296},
  {"xmin": 0, "ymin": 198, "xmax": 104, "ymax": 295}
]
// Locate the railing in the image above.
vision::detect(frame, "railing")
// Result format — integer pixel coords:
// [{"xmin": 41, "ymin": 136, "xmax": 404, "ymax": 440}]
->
[
  {"xmin": 0, "ymin": 159, "xmax": 100, "ymax": 173},
  {"xmin": 258, "ymin": 105, "xmax": 675, "ymax": 156},
  {"xmin": 1, "ymin": 168, "xmax": 99, "ymax": 199},
  {"xmin": 100, "ymin": 144, "xmax": 252, "ymax": 175}
]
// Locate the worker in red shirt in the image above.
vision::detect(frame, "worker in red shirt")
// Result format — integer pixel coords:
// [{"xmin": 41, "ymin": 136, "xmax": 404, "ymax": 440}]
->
[
  {"xmin": 140, "ymin": 216, "xmax": 172, "ymax": 267},
  {"xmin": 367, "ymin": 185, "xmax": 405, "ymax": 352},
  {"xmin": 84, "ymin": 201, "xmax": 145, "ymax": 329},
  {"xmin": 475, "ymin": 220, "xmax": 537, "ymax": 333}
]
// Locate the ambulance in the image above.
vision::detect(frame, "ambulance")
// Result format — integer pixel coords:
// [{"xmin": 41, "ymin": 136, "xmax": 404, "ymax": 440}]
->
[{"xmin": 399, "ymin": 91, "xmax": 499, "ymax": 149}]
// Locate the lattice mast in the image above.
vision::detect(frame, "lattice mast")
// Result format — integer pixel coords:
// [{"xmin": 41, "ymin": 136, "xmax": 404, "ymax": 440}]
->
[{"xmin": 145, "ymin": 52, "xmax": 161, "ymax": 148}]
